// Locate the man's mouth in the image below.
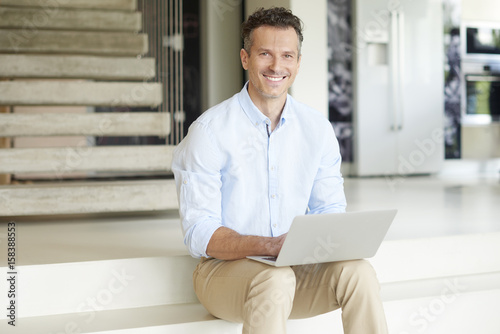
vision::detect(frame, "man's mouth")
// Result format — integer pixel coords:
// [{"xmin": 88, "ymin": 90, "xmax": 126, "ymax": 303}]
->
[{"xmin": 264, "ymin": 75, "xmax": 287, "ymax": 82}]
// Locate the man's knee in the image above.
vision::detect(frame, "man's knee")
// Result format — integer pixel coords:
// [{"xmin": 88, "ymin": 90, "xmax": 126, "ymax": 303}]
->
[
  {"xmin": 247, "ymin": 267, "xmax": 296, "ymax": 310},
  {"xmin": 337, "ymin": 259, "xmax": 380, "ymax": 291},
  {"xmin": 342, "ymin": 259, "xmax": 376, "ymax": 273},
  {"xmin": 251, "ymin": 266, "xmax": 296, "ymax": 299}
]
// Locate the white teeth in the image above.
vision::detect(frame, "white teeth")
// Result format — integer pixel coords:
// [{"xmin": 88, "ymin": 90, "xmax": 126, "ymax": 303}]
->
[{"xmin": 265, "ymin": 76, "xmax": 284, "ymax": 82}]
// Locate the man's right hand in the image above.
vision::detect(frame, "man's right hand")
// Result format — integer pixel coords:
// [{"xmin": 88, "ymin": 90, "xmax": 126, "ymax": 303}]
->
[
  {"xmin": 266, "ymin": 232, "xmax": 287, "ymax": 257},
  {"xmin": 206, "ymin": 227, "xmax": 287, "ymax": 261}
]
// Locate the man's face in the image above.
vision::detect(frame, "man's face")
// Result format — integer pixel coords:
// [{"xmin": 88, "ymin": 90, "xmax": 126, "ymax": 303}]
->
[{"xmin": 240, "ymin": 26, "xmax": 301, "ymax": 104}]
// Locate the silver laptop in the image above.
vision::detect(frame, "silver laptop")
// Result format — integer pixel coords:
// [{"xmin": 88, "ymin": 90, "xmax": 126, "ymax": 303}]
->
[{"xmin": 247, "ymin": 209, "xmax": 397, "ymax": 267}]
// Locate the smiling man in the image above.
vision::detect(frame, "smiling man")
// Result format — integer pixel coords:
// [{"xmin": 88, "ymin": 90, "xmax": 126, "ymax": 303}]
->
[
  {"xmin": 172, "ymin": 7, "xmax": 388, "ymax": 334},
  {"xmin": 241, "ymin": 23, "xmax": 301, "ymax": 128}
]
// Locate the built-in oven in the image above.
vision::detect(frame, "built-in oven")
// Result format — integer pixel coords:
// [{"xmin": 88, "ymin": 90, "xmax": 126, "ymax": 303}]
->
[
  {"xmin": 461, "ymin": 21, "xmax": 500, "ymax": 125},
  {"xmin": 461, "ymin": 21, "xmax": 500, "ymax": 63},
  {"xmin": 462, "ymin": 63, "xmax": 500, "ymax": 124}
]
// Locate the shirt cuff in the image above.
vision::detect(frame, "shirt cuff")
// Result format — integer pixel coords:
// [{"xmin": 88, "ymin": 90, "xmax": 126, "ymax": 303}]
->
[{"xmin": 187, "ymin": 219, "xmax": 223, "ymax": 258}]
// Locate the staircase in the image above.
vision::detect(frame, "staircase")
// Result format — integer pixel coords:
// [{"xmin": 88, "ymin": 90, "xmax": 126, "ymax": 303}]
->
[{"xmin": 0, "ymin": 0, "xmax": 176, "ymax": 216}]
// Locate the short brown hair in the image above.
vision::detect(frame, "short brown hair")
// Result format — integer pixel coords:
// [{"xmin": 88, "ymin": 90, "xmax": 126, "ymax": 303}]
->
[{"xmin": 241, "ymin": 7, "xmax": 304, "ymax": 55}]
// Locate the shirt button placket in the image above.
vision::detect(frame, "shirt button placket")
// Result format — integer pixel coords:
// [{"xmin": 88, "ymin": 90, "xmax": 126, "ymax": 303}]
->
[{"xmin": 268, "ymin": 128, "xmax": 279, "ymax": 236}]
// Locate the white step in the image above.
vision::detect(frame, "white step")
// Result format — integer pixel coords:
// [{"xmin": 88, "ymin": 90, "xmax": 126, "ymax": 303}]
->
[
  {"xmin": 0, "ymin": 303, "xmax": 344, "ymax": 334},
  {"xmin": 0, "ymin": 211, "xmax": 499, "ymax": 333},
  {"xmin": 0, "ymin": 29, "xmax": 148, "ymax": 56},
  {"xmin": 1, "ymin": 303, "xmax": 238, "ymax": 334},
  {"xmin": 369, "ymin": 232, "xmax": 500, "ymax": 304},
  {"xmin": 0, "ymin": 112, "xmax": 170, "ymax": 137},
  {"xmin": 0, "ymin": 145, "xmax": 175, "ymax": 174},
  {"xmin": 1, "ymin": 213, "xmax": 499, "ymax": 318},
  {"xmin": 0, "ymin": 55, "xmax": 156, "ymax": 80},
  {"xmin": 369, "ymin": 232, "xmax": 500, "ymax": 283},
  {"xmin": 0, "ymin": 180, "xmax": 178, "ymax": 215},
  {"xmin": 0, "ymin": 0, "xmax": 137, "ymax": 11},
  {"xmin": 0, "ymin": 81, "xmax": 162, "ymax": 107},
  {"xmin": 2, "ymin": 290, "xmax": 498, "ymax": 334},
  {"xmin": 0, "ymin": 214, "xmax": 197, "ymax": 318},
  {"xmin": 384, "ymin": 289, "xmax": 500, "ymax": 334},
  {"xmin": 1, "ymin": 257, "xmax": 200, "ymax": 318},
  {"xmin": 0, "ymin": 7, "xmax": 142, "ymax": 31}
]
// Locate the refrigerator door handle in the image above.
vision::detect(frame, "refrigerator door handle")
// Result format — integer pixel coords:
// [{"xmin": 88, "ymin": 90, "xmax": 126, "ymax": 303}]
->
[
  {"xmin": 390, "ymin": 10, "xmax": 400, "ymax": 132},
  {"xmin": 397, "ymin": 10, "xmax": 405, "ymax": 131}
]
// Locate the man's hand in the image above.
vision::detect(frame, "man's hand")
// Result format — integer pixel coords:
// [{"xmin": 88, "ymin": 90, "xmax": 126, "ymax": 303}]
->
[
  {"xmin": 206, "ymin": 227, "xmax": 288, "ymax": 261},
  {"xmin": 265, "ymin": 233, "xmax": 287, "ymax": 257}
]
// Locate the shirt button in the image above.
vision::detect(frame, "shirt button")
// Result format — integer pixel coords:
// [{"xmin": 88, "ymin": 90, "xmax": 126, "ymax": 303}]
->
[
  {"xmin": 183, "ymin": 180, "xmax": 188, "ymax": 185},
  {"xmin": 271, "ymin": 194, "xmax": 276, "ymax": 199},
  {"xmin": 255, "ymin": 121, "xmax": 259, "ymax": 126},
  {"xmin": 270, "ymin": 166, "xmax": 275, "ymax": 171},
  {"xmin": 273, "ymin": 224, "xmax": 277, "ymax": 228},
  {"xmin": 265, "ymin": 119, "xmax": 270, "ymax": 125}
]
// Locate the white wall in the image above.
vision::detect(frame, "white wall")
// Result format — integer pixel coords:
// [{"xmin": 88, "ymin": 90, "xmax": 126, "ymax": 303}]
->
[
  {"xmin": 288, "ymin": 0, "xmax": 329, "ymax": 118},
  {"xmin": 462, "ymin": 0, "xmax": 500, "ymax": 21},
  {"xmin": 245, "ymin": 0, "xmax": 329, "ymax": 118},
  {"xmin": 201, "ymin": 0, "xmax": 243, "ymax": 110}
]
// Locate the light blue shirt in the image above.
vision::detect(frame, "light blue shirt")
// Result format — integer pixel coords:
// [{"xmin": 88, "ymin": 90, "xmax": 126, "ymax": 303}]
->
[{"xmin": 172, "ymin": 83, "xmax": 346, "ymax": 258}]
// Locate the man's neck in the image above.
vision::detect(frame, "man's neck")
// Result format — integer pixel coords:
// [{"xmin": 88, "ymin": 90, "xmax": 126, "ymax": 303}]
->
[{"xmin": 247, "ymin": 85, "xmax": 287, "ymax": 131}]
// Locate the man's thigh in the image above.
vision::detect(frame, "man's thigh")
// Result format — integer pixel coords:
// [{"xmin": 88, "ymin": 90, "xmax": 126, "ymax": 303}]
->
[{"xmin": 194, "ymin": 258, "xmax": 296, "ymax": 323}]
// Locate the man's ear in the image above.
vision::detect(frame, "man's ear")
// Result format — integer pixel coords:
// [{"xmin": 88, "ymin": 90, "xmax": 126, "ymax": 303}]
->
[{"xmin": 240, "ymin": 48, "xmax": 249, "ymax": 70}]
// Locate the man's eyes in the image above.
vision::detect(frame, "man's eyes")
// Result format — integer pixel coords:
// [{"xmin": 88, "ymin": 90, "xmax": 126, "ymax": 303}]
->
[{"xmin": 259, "ymin": 53, "xmax": 294, "ymax": 59}]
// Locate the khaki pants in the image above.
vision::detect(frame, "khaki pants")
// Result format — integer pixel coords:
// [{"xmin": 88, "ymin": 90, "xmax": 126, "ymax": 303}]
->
[{"xmin": 194, "ymin": 258, "xmax": 388, "ymax": 334}]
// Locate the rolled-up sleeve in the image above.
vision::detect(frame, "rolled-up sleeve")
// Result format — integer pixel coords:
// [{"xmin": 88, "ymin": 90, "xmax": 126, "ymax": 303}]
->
[
  {"xmin": 171, "ymin": 121, "xmax": 223, "ymax": 258},
  {"xmin": 307, "ymin": 123, "xmax": 347, "ymax": 214}
]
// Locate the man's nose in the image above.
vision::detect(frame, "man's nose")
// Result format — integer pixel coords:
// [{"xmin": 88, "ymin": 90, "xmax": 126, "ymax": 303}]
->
[{"xmin": 269, "ymin": 56, "xmax": 283, "ymax": 73}]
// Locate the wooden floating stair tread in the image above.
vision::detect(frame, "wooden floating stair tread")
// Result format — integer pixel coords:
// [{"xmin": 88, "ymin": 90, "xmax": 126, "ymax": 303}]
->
[
  {"xmin": 0, "ymin": 145, "xmax": 176, "ymax": 174},
  {"xmin": 0, "ymin": 81, "xmax": 163, "ymax": 106},
  {"xmin": 0, "ymin": 112, "xmax": 170, "ymax": 137},
  {"xmin": 0, "ymin": 55, "xmax": 156, "ymax": 80},
  {"xmin": 0, "ymin": 180, "xmax": 179, "ymax": 216},
  {"xmin": 0, "ymin": 7, "xmax": 142, "ymax": 31},
  {"xmin": 0, "ymin": 29, "xmax": 148, "ymax": 56},
  {"xmin": 0, "ymin": 0, "xmax": 138, "ymax": 11},
  {"xmin": 0, "ymin": 0, "xmax": 176, "ymax": 218}
]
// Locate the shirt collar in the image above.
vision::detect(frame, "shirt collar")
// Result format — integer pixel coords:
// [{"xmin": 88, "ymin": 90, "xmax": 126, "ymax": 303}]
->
[{"xmin": 238, "ymin": 81, "xmax": 291, "ymax": 129}]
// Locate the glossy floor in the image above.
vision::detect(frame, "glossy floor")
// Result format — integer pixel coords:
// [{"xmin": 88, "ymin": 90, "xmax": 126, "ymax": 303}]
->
[{"xmin": 343, "ymin": 173, "xmax": 500, "ymax": 240}]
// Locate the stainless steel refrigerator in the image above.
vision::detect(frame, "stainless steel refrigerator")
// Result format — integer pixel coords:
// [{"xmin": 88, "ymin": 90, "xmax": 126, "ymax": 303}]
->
[{"xmin": 351, "ymin": 0, "xmax": 444, "ymax": 177}]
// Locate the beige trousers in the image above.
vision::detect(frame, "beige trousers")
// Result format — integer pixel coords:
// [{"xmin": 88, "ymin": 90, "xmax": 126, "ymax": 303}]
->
[{"xmin": 193, "ymin": 258, "xmax": 388, "ymax": 334}]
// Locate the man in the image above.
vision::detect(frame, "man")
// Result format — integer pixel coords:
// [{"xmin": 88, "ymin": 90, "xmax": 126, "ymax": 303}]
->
[{"xmin": 172, "ymin": 7, "xmax": 388, "ymax": 334}]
